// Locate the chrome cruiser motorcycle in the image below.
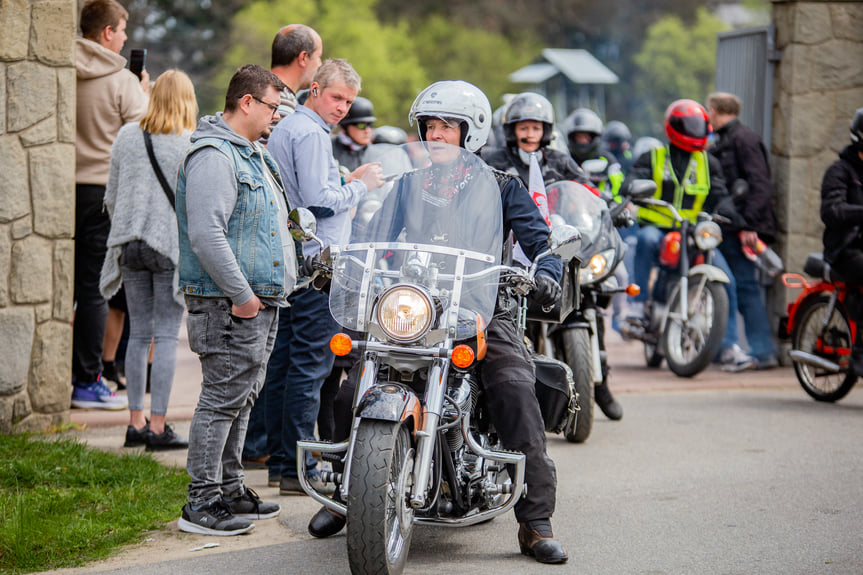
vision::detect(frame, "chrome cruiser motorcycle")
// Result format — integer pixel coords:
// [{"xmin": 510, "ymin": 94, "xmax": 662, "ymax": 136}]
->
[{"xmin": 292, "ymin": 143, "xmax": 580, "ymax": 575}]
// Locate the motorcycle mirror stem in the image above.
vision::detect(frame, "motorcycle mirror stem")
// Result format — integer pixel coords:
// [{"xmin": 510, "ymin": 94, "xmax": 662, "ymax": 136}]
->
[{"xmin": 289, "ymin": 207, "xmax": 324, "ymax": 251}]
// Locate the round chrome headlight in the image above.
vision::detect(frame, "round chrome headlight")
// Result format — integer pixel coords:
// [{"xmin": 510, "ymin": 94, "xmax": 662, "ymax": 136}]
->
[
  {"xmin": 694, "ymin": 220, "xmax": 722, "ymax": 251},
  {"xmin": 579, "ymin": 248, "xmax": 616, "ymax": 284},
  {"xmin": 375, "ymin": 285, "xmax": 434, "ymax": 343}
]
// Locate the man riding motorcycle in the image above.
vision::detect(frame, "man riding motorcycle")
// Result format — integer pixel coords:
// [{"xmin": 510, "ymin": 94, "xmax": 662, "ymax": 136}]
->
[
  {"xmin": 307, "ymin": 80, "xmax": 569, "ymax": 565},
  {"xmin": 564, "ymin": 108, "xmax": 623, "ymax": 196},
  {"xmin": 624, "ymin": 99, "xmax": 752, "ymax": 371}
]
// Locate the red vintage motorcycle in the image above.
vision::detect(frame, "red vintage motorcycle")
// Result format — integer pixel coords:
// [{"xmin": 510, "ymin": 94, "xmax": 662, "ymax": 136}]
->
[{"xmin": 780, "ymin": 253, "xmax": 860, "ymax": 401}]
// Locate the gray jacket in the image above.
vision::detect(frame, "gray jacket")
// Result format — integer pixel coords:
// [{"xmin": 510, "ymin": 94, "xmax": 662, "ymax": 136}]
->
[{"xmin": 100, "ymin": 122, "xmax": 191, "ymax": 305}]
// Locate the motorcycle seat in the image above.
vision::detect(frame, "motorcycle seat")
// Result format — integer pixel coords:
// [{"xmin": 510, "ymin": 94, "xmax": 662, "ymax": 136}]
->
[{"xmin": 803, "ymin": 253, "xmax": 845, "ymax": 283}]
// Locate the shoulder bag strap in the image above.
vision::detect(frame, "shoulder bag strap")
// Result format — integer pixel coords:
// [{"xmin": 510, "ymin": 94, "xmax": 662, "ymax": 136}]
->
[{"xmin": 143, "ymin": 130, "xmax": 176, "ymax": 210}]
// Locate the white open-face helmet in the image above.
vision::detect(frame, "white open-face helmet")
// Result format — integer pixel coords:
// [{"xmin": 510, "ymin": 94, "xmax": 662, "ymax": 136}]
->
[{"xmin": 409, "ymin": 80, "xmax": 492, "ymax": 153}]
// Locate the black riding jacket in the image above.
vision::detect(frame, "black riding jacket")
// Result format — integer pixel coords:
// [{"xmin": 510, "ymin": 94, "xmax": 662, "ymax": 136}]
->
[{"xmin": 821, "ymin": 145, "xmax": 863, "ymax": 264}]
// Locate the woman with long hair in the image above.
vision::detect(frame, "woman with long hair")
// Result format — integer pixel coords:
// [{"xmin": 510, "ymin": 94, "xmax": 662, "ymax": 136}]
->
[{"xmin": 100, "ymin": 69, "xmax": 197, "ymax": 450}]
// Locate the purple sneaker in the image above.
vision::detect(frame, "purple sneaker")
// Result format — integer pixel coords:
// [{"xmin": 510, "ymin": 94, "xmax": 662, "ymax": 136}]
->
[{"xmin": 71, "ymin": 375, "xmax": 128, "ymax": 410}]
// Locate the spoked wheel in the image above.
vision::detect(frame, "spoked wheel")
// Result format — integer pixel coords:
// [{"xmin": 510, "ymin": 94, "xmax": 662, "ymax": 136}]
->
[
  {"xmin": 561, "ymin": 327, "xmax": 594, "ymax": 443},
  {"xmin": 663, "ymin": 279, "xmax": 728, "ymax": 378},
  {"xmin": 792, "ymin": 295, "xmax": 858, "ymax": 402},
  {"xmin": 347, "ymin": 420, "xmax": 415, "ymax": 575}
]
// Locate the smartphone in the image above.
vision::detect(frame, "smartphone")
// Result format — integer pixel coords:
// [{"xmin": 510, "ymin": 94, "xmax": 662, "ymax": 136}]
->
[{"xmin": 129, "ymin": 49, "xmax": 146, "ymax": 80}]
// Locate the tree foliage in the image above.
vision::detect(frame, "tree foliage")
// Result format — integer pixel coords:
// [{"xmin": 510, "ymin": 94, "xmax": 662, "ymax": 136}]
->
[
  {"xmin": 408, "ymin": 14, "xmax": 541, "ymax": 112},
  {"xmin": 632, "ymin": 8, "xmax": 728, "ymax": 136},
  {"xmin": 211, "ymin": 0, "xmax": 428, "ymax": 127}
]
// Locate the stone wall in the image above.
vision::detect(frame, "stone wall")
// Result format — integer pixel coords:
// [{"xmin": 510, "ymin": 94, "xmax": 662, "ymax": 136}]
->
[
  {"xmin": 771, "ymin": 1, "xmax": 863, "ymax": 316},
  {"xmin": 0, "ymin": 0, "xmax": 76, "ymax": 432}
]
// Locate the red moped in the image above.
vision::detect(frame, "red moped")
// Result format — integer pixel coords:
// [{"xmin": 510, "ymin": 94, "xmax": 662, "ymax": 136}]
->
[{"xmin": 780, "ymin": 253, "xmax": 860, "ymax": 401}]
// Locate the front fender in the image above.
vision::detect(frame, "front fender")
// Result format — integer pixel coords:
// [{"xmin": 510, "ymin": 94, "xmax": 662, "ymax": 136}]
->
[
  {"xmin": 689, "ymin": 263, "xmax": 729, "ymax": 284},
  {"xmin": 357, "ymin": 383, "xmax": 422, "ymax": 436}
]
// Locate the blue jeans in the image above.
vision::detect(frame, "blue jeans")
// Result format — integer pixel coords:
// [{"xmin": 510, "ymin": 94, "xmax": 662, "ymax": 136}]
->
[
  {"xmin": 719, "ymin": 236, "xmax": 777, "ymax": 361},
  {"xmin": 264, "ymin": 286, "xmax": 337, "ymax": 479},
  {"xmin": 118, "ymin": 241, "xmax": 184, "ymax": 415},
  {"xmin": 633, "ymin": 224, "xmax": 740, "ymax": 351},
  {"xmin": 184, "ymin": 296, "xmax": 278, "ymax": 506}
]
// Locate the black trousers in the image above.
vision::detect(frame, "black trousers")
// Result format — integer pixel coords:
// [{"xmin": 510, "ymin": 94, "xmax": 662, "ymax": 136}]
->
[
  {"xmin": 73, "ymin": 184, "xmax": 110, "ymax": 383},
  {"xmin": 332, "ymin": 301, "xmax": 557, "ymax": 523}
]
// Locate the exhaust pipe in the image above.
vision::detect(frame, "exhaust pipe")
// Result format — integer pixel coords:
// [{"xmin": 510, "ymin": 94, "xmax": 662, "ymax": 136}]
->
[{"xmin": 789, "ymin": 350, "xmax": 842, "ymax": 373}]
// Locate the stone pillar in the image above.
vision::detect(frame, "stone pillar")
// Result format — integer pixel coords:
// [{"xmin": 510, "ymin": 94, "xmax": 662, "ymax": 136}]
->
[
  {"xmin": 0, "ymin": 0, "xmax": 77, "ymax": 432},
  {"xmin": 770, "ymin": 1, "xmax": 863, "ymax": 347}
]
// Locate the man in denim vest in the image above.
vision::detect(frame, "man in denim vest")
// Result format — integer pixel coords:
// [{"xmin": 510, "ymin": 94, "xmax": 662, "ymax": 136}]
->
[{"xmin": 175, "ymin": 64, "xmax": 295, "ymax": 536}]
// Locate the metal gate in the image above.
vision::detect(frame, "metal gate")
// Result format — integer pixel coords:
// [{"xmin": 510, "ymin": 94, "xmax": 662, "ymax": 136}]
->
[{"xmin": 715, "ymin": 25, "xmax": 780, "ymax": 151}]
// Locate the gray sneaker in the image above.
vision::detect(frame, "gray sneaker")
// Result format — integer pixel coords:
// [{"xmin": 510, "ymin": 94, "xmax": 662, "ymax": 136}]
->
[
  {"xmin": 225, "ymin": 487, "xmax": 281, "ymax": 519},
  {"xmin": 177, "ymin": 499, "xmax": 254, "ymax": 536}
]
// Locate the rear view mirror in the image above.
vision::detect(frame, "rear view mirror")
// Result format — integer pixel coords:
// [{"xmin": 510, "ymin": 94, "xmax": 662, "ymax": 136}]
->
[
  {"xmin": 581, "ymin": 158, "xmax": 608, "ymax": 175},
  {"xmin": 548, "ymin": 224, "xmax": 582, "ymax": 263},
  {"xmin": 289, "ymin": 207, "xmax": 318, "ymax": 241},
  {"xmin": 625, "ymin": 179, "xmax": 657, "ymax": 200}
]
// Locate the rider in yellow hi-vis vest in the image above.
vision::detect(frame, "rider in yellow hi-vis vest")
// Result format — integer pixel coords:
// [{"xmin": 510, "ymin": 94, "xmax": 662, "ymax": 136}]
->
[
  {"xmin": 623, "ymin": 99, "xmax": 756, "ymax": 372},
  {"xmin": 637, "ymin": 144, "xmax": 711, "ymax": 228}
]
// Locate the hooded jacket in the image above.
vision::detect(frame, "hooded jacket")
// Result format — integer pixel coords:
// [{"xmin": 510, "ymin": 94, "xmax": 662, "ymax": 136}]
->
[
  {"xmin": 75, "ymin": 38, "xmax": 148, "ymax": 185},
  {"xmin": 821, "ymin": 145, "xmax": 863, "ymax": 264}
]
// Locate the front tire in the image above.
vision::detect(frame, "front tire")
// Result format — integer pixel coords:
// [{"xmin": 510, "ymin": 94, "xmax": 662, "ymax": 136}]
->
[
  {"xmin": 561, "ymin": 327, "xmax": 594, "ymax": 443},
  {"xmin": 663, "ymin": 279, "xmax": 728, "ymax": 378},
  {"xmin": 792, "ymin": 295, "xmax": 858, "ymax": 402},
  {"xmin": 347, "ymin": 420, "xmax": 415, "ymax": 575}
]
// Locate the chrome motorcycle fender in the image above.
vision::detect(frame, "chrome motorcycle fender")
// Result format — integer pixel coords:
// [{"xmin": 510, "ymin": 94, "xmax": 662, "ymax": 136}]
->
[{"xmin": 688, "ymin": 263, "xmax": 730, "ymax": 284}]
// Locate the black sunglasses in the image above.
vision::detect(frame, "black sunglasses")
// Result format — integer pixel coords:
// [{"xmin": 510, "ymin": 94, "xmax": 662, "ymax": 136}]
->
[{"xmin": 350, "ymin": 122, "xmax": 374, "ymax": 130}]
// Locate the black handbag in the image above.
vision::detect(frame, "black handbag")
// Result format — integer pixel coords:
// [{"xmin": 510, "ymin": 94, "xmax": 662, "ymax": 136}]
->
[{"xmin": 143, "ymin": 130, "xmax": 175, "ymax": 210}]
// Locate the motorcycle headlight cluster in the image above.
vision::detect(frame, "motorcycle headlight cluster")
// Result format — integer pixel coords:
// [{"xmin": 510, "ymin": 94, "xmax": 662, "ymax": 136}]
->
[
  {"xmin": 376, "ymin": 285, "xmax": 434, "ymax": 343},
  {"xmin": 694, "ymin": 221, "xmax": 723, "ymax": 251},
  {"xmin": 579, "ymin": 248, "xmax": 617, "ymax": 284}
]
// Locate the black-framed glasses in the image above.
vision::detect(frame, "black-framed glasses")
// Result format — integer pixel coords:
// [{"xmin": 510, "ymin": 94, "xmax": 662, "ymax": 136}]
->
[
  {"xmin": 251, "ymin": 96, "xmax": 280, "ymax": 117},
  {"xmin": 351, "ymin": 122, "xmax": 374, "ymax": 130}
]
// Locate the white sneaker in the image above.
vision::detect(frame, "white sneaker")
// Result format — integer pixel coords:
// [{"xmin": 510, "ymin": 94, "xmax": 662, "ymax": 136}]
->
[{"xmin": 719, "ymin": 344, "xmax": 756, "ymax": 373}]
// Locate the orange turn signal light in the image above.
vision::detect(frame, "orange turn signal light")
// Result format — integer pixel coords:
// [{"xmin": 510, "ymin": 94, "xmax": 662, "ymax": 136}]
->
[
  {"xmin": 451, "ymin": 344, "xmax": 475, "ymax": 368},
  {"xmin": 330, "ymin": 333, "xmax": 353, "ymax": 356},
  {"xmin": 625, "ymin": 284, "xmax": 641, "ymax": 297}
]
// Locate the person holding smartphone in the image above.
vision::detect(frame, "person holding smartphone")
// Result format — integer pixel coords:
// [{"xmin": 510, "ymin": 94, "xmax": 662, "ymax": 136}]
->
[{"xmin": 73, "ymin": 0, "xmax": 149, "ymax": 410}]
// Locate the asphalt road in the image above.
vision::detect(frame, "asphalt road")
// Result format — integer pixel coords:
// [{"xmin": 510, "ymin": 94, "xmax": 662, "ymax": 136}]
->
[{"xmin": 69, "ymin": 384, "xmax": 863, "ymax": 575}]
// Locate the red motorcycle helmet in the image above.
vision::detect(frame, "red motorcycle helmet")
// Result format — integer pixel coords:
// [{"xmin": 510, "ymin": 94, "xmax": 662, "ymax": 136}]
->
[{"xmin": 664, "ymin": 99, "xmax": 710, "ymax": 152}]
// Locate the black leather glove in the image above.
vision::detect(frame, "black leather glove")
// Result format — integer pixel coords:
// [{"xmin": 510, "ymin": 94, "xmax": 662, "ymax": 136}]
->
[{"xmin": 532, "ymin": 274, "xmax": 562, "ymax": 308}]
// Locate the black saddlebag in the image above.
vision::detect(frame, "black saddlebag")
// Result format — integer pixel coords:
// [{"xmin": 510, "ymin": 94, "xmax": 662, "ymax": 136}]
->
[{"xmin": 532, "ymin": 354, "xmax": 575, "ymax": 433}]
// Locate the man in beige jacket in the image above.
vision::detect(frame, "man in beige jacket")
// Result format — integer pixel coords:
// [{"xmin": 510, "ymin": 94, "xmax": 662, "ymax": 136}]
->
[{"xmin": 72, "ymin": 0, "xmax": 148, "ymax": 410}]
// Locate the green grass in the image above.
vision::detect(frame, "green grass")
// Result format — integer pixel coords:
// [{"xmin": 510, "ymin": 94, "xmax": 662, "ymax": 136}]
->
[{"xmin": 0, "ymin": 432, "xmax": 188, "ymax": 574}]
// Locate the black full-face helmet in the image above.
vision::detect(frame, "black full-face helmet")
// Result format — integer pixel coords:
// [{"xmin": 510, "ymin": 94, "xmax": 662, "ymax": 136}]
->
[
  {"xmin": 851, "ymin": 107, "xmax": 863, "ymax": 154},
  {"xmin": 503, "ymin": 92, "xmax": 555, "ymax": 149},
  {"xmin": 564, "ymin": 108, "xmax": 604, "ymax": 159},
  {"xmin": 601, "ymin": 120, "xmax": 632, "ymax": 153}
]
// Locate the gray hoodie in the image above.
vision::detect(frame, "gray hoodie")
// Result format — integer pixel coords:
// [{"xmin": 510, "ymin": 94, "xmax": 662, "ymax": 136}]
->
[{"xmin": 183, "ymin": 114, "xmax": 294, "ymax": 307}]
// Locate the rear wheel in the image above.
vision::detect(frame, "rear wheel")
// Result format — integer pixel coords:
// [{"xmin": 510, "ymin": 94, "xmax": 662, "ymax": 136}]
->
[
  {"xmin": 561, "ymin": 327, "xmax": 594, "ymax": 443},
  {"xmin": 347, "ymin": 420, "xmax": 415, "ymax": 575},
  {"xmin": 792, "ymin": 295, "xmax": 858, "ymax": 402},
  {"xmin": 663, "ymin": 279, "xmax": 728, "ymax": 378}
]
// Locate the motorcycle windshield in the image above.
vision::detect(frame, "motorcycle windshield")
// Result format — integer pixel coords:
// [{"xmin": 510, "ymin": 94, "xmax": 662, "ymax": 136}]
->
[
  {"xmin": 330, "ymin": 142, "xmax": 503, "ymax": 339},
  {"xmin": 546, "ymin": 180, "xmax": 606, "ymax": 255}
]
